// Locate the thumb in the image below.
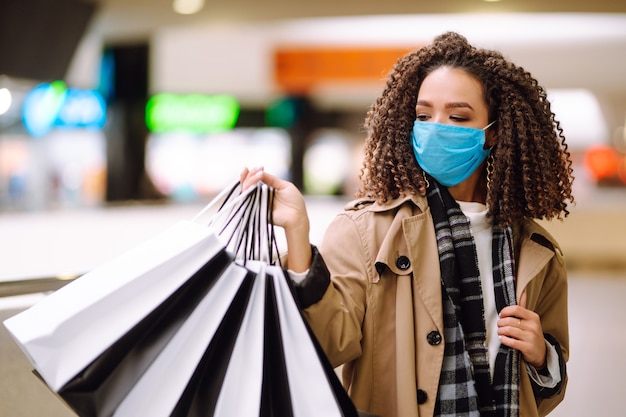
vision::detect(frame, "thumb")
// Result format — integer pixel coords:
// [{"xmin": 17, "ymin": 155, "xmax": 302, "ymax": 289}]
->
[{"xmin": 518, "ymin": 290, "xmax": 527, "ymax": 309}]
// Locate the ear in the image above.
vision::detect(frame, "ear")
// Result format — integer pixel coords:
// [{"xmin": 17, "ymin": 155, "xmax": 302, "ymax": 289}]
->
[{"xmin": 485, "ymin": 129, "xmax": 498, "ymax": 149}]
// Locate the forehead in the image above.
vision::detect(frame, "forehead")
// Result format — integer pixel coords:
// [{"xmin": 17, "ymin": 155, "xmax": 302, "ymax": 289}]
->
[{"xmin": 417, "ymin": 67, "xmax": 485, "ymax": 104}]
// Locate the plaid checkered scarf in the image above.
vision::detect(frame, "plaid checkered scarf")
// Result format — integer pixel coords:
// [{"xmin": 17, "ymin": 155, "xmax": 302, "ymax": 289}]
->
[{"xmin": 426, "ymin": 178, "xmax": 520, "ymax": 417}]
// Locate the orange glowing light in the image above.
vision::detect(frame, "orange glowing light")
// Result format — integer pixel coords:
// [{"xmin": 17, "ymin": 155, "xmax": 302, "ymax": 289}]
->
[
  {"xmin": 274, "ymin": 46, "xmax": 417, "ymax": 93},
  {"xmin": 583, "ymin": 145, "xmax": 620, "ymax": 181}
]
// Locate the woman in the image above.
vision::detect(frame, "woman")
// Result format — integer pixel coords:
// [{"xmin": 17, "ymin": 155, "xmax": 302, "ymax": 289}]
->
[{"xmin": 241, "ymin": 31, "xmax": 573, "ymax": 417}]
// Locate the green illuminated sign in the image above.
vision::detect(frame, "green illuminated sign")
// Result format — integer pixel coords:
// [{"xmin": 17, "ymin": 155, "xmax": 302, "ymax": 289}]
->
[{"xmin": 146, "ymin": 93, "xmax": 240, "ymax": 133}]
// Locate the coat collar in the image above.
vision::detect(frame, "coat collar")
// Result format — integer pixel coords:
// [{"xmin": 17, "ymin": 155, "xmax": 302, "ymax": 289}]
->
[
  {"xmin": 364, "ymin": 194, "xmax": 558, "ymax": 293},
  {"xmin": 345, "ymin": 193, "xmax": 429, "ymax": 215},
  {"xmin": 365, "ymin": 194, "xmax": 559, "ymax": 345},
  {"xmin": 514, "ymin": 219, "xmax": 562, "ymax": 299},
  {"xmin": 363, "ymin": 195, "xmax": 428, "ymax": 277}
]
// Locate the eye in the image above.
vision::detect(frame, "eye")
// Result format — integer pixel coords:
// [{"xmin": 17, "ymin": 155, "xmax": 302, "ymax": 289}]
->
[
  {"xmin": 416, "ymin": 113, "xmax": 430, "ymax": 121},
  {"xmin": 450, "ymin": 115, "xmax": 468, "ymax": 122}
]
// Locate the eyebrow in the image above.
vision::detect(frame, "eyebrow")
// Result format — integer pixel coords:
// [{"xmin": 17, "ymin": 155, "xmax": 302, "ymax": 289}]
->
[{"xmin": 416, "ymin": 100, "xmax": 474, "ymax": 110}]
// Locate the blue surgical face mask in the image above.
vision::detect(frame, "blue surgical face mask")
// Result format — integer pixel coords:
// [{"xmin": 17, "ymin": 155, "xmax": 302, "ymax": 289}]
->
[{"xmin": 411, "ymin": 121, "xmax": 495, "ymax": 187}]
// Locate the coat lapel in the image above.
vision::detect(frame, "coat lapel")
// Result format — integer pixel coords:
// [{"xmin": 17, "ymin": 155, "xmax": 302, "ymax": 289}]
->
[
  {"xmin": 514, "ymin": 219, "xmax": 560, "ymax": 305},
  {"xmin": 372, "ymin": 196, "xmax": 444, "ymax": 332},
  {"xmin": 515, "ymin": 237, "xmax": 555, "ymax": 305},
  {"xmin": 403, "ymin": 210, "xmax": 444, "ymax": 331}
]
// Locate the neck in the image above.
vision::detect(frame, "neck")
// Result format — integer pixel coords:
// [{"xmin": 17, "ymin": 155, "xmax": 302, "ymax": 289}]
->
[{"xmin": 448, "ymin": 169, "xmax": 487, "ymax": 203}]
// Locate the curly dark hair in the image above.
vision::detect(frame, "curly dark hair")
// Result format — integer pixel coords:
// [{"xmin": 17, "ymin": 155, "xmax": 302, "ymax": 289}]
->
[{"xmin": 358, "ymin": 31, "xmax": 575, "ymax": 226}]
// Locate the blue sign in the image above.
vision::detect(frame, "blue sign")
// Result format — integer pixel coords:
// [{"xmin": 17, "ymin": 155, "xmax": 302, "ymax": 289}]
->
[{"xmin": 22, "ymin": 81, "xmax": 107, "ymax": 137}]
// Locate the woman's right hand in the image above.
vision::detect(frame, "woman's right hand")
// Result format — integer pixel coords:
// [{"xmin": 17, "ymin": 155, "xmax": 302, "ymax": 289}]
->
[{"xmin": 240, "ymin": 166, "xmax": 312, "ymax": 272}]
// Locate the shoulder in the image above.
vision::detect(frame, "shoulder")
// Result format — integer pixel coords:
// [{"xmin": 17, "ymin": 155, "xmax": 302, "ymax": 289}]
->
[
  {"xmin": 327, "ymin": 193, "xmax": 430, "ymax": 247},
  {"xmin": 514, "ymin": 218, "xmax": 563, "ymax": 255},
  {"xmin": 342, "ymin": 194, "xmax": 428, "ymax": 216}
]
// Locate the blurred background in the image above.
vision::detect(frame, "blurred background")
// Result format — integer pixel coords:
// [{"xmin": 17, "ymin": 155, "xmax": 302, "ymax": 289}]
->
[{"xmin": 1, "ymin": 0, "xmax": 625, "ymax": 416}]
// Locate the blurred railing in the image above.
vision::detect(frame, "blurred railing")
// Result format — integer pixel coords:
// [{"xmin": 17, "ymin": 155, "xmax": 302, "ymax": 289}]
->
[{"xmin": 0, "ymin": 276, "xmax": 77, "ymax": 298}]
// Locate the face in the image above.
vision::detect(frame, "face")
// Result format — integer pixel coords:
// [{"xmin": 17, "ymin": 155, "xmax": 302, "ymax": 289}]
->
[{"xmin": 415, "ymin": 66, "xmax": 495, "ymax": 147}]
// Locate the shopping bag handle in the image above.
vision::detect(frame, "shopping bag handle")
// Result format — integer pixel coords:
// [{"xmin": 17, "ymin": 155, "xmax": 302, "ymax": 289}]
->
[
  {"xmin": 191, "ymin": 179, "xmax": 245, "ymax": 224},
  {"xmin": 230, "ymin": 182, "xmax": 279, "ymax": 264},
  {"xmin": 191, "ymin": 179, "xmax": 281, "ymax": 265}
]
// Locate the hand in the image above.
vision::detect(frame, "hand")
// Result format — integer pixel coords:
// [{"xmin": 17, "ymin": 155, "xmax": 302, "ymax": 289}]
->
[
  {"xmin": 240, "ymin": 166, "xmax": 308, "ymax": 231},
  {"xmin": 240, "ymin": 166, "xmax": 312, "ymax": 272},
  {"xmin": 497, "ymin": 291, "xmax": 547, "ymax": 369}
]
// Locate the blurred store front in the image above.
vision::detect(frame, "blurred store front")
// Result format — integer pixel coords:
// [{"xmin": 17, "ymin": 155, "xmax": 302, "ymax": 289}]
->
[
  {"xmin": 0, "ymin": 79, "xmax": 107, "ymax": 210},
  {"xmin": 1, "ymin": 8, "xmax": 626, "ymax": 212}
]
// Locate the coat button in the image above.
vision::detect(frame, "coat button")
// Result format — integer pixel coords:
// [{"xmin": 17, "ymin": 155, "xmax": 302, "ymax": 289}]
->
[
  {"xmin": 395, "ymin": 255, "xmax": 411, "ymax": 270},
  {"xmin": 417, "ymin": 389, "xmax": 428, "ymax": 404},
  {"xmin": 427, "ymin": 330, "xmax": 442, "ymax": 345}
]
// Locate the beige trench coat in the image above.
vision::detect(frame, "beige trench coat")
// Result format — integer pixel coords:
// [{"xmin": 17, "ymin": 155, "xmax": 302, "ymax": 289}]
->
[{"xmin": 302, "ymin": 194, "xmax": 569, "ymax": 417}]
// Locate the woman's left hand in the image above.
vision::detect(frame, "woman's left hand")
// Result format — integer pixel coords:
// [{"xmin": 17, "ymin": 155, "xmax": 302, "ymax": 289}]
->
[{"xmin": 497, "ymin": 291, "xmax": 547, "ymax": 369}]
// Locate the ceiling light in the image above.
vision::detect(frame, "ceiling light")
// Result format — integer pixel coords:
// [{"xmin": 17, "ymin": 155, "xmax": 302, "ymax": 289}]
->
[
  {"xmin": 173, "ymin": 0, "xmax": 205, "ymax": 15},
  {"xmin": 547, "ymin": 89, "xmax": 608, "ymax": 150},
  {"xmin": 0, "ymin": 88, "xmax": 12, "ymax": 116}
]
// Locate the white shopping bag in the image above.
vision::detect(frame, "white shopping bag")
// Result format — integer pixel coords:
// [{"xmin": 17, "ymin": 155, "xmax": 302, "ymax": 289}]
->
[
  {"xmin": 3, "ymin": 180, "xmax": 360, "ymax": 417},
  {"xmin": 3, "ymin": 219, "xmax": 226, "ymax": 392},
  {"xmin": 113, "ymin": 260, "xmax": 355, "ymax": 417},
  {"xmin": 112, "ymin": 262, "xmax": 255, "ymax": 417},
  {"xmin": 211, "ymin": 261, "xmax": 266, "ymax": 416},
  {"xmin": 269, "ymin": 262, "xmax": 347, "ymax": 417},
  {"xmin": 2, "ymin": 180, "xmax": 256, "ymax": 396}
]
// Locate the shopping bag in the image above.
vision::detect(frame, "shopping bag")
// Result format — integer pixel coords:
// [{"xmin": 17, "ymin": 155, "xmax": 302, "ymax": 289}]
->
[
  {"xmin": 3, "ymin": 219, "xmax": 227, "ymax": 392},
  {"xmin": 4, "ymin": 180, "xmax": 359, "ymax": 417},
  {"xmin": 102, "ymin": 183, "xmax": 358, "ymax": 417},
  {"xmin": 3, "ymin": 181, "xmax": 248, "ymax": 407},
  {"xmin": 57, "ymin": 251, "xmax": 248, "ymax": 417},
  {"xmin": 55, "ymin": 181, "xmax": 264, "ymax": 417},
  {"xmin": 112, "ymin": 261, "xmax": 264, "ymax": 417},
  {"xmin": 265, "ymin": 262, "xmax": 357, "ymax": 417},
  {"xmin": 112, "ymin": 261, "xmax": 358, "ymax": 417}
]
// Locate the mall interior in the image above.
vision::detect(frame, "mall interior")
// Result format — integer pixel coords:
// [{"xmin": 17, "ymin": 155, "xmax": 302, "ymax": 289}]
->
[{"xmin": 1, "ymin": 0, "xmax": 626, "ymax": 416}]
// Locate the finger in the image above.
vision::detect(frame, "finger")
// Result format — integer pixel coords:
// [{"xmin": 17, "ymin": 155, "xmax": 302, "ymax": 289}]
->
[
  {"xmin": 255, "ymin": 171, "xmax": 289, "ymax": 192},
  {"xmin": 498, "ymin": 327, "xmax": 521, "ymax": 341},
  {"xmin": 247, "ymin": 166, "xmax": 264, "ymax": 179},
  {"xmin": 499, "ymin": 327, "xmax": 546, "ymax": 368},
  {"xmin": 498, "ymin": 326, "xmax": 525, "ymax": 347},
  {"xmin": 499, "ymin": 305, "xmax": 525, "ymax": 319},
  {"xmin": 519, "ymin": 290, "xmax": 527, "ymax": 309},
  {"xmin": 498, "ymin": 316, "xmax": 532, "ymax": 339},
  {"xmin": 239, "ymin": 167, "xmax": 250, "ymax": 184},
  {"xmin": 498, "ymin": 315, "xmax": 523, "ymax": 331},
  {"xmin": 498, "ymin": 334, "xmax": 528, "ymax": 352},
  {"xmin": 241, "ymin": 166, "xmax": 264, "ymax": 190}
]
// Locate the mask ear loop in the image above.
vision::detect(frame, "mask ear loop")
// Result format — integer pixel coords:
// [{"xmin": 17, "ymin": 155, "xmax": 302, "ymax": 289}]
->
[
  {"xmin": 483, "ymin": 120, "xmax": 496, "ymax": 131},
  {"xmin": 422, "ymin": 170, "xmax": 430, "ymax": 190}
]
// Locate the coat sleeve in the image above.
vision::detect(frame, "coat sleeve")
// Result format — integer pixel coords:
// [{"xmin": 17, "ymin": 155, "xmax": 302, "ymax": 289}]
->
[{"xmin": 292, "ymin": 212, "xmax": 370, "ymax": 368}]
